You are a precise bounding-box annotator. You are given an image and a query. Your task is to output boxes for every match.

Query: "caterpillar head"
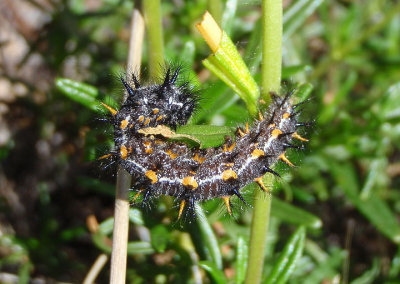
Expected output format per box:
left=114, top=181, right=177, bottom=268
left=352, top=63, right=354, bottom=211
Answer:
left=121, top=67, right=197, bottom=129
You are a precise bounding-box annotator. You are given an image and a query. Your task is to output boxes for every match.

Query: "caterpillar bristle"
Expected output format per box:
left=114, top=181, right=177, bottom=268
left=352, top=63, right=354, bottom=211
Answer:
left=132, top=73, right=140, bottom=89
left=292, top=132, right=309, bottom=142
left=254, top=176, right=270, bottom=193
left=279, top=153, right=295, bottom=167
left=178, top=200, right=186, bottom=219
left=121, top=77, right=135, bottom=96
left=264, top=166, right=281, bottom=178
left=232, top=188, right=248, bottom=206
left=222, top=196, right=232, bottom=216
left=101, top=102, right=118, bottom=116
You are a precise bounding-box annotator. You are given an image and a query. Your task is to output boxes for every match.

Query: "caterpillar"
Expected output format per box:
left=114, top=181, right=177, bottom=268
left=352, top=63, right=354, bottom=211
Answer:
left=100, top=67, right=309, bottom=218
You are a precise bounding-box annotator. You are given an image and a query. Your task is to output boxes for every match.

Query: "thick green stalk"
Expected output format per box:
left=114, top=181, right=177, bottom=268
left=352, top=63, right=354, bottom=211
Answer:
left=142, top=0, right=164, bottom=78
left=261, top=0, right=282, bottom=101
left=245, top=1, right=282, bottom=283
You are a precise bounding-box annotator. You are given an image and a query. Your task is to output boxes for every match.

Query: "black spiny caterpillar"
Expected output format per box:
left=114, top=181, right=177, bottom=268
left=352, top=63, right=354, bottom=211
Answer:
left=101, top=67, right=309, bottom=218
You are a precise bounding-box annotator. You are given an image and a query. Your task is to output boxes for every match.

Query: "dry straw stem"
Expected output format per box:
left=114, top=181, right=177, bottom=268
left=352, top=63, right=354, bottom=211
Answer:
left=195, top=11, right=222, bottom=53
left=109, top=9, right=144, bottom=284
left=83, top=254, right=108, bottom=284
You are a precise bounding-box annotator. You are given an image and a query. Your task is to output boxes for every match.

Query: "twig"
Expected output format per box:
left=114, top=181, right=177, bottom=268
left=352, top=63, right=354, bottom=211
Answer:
left=109, top=9, right=144, bottom=284
left=83, top=254, right=109, bottom=284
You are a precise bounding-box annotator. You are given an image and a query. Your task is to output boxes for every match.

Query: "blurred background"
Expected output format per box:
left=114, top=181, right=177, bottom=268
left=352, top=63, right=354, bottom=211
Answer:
left=0, top=0, right=399, bottom=283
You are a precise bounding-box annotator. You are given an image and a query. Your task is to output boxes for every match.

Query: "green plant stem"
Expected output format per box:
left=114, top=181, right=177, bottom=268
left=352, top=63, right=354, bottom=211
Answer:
left=142, top=0, right=164, bottom=78
left=261, top=0, right=282, bottom=102
left=245, top=0, right=282, bottom=283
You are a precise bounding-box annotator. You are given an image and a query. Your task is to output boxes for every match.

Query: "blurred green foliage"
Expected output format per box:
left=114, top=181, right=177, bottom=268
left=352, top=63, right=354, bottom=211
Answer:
left=1, top=0, right=400, bottom=283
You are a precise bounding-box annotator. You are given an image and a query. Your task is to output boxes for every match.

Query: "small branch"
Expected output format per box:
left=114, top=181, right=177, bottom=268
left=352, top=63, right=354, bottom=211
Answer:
left=83, top=254, right=108, bottom=284
left=109, top=9, right=144, bottom=284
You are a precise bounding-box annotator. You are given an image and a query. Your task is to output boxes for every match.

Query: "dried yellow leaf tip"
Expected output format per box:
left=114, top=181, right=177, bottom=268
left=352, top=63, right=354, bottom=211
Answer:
left=101, top=102, right=118, bottom=116
left=195, top=11, right=222, bottom=53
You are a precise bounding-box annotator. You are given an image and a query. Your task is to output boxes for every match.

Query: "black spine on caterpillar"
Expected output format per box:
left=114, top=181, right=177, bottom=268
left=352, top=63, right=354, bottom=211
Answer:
left=101, top=67, right=309, bottom=218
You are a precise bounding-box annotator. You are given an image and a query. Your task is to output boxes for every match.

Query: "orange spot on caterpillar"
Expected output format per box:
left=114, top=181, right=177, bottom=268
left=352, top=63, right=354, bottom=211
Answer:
left=222, top=169, right=238, bottom=181
left=282, top=112, right=290, bottom=119
left=292, top=132, right=309, bottom=142
left=145, top=148, right=153, bottom=154
left=178, top=200, right=186, bottom=219
left=120, top=119, right=129, bottom=129
left=254, top=176, right=269, bottom=192
left=101, top=102, right=118, bottom=116
left=138, top=115, right=144, bottom=123
left=251, top=149, right=265, bottom=159
left=120, top=145, right=128, bottom=160
left=193, top=153, right=206, bottom=163
left=156, top=115, right=163, bottom=121
left=152, top=108, right=159, bottom=114
left=166, top=149, right=178, bottom=159
left=144, top=141, right=151, bottom=146
left=224, top=162, right=234, bottom=167
left=222, top=196, right=232, bottom=215
left=258, top=111, right=264, bottom=121
left=143, top=117, right=150, bottom=126
left=279, top=153, right=294, bottom=167
left=145, top=170, right=158, bottom=184
left=182, top=176, right=198, bottom=190
left=268, top=123, right=276, bottom=128
left=271, top=128, right=283, bottom=138
left=190, top=170, right=196, bottom=175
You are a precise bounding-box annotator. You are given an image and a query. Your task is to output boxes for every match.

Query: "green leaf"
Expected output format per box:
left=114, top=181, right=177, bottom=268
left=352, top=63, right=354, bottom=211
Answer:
left=128, top=208, right=144, bottom=226
left=199, top=261, right=227, bottom=284
left=195, top=205, right=223, bottom=269
left=127, top=241, right=155, bottom=255
left=150, top=225, right=169, bottom=253
left=377, top=82, right=400, bottom=120
left=350, top=258, right=380, bottom=284
left=265, top=226, right=306, bottom=284
left=235, top=236, right=248, bottom=284
left=330, top=162, right=400, bottom=244
left=282, top=65, right=312, bottom=79
left=293, top=83, right=314, bottom=102
left=271, top=198, right=322, bottom=229
left=176, top=125, right=235, bottom=148
left=221, top=0, right=238, bottom=36
left=55, top=78, right=101, bottom=112
left=283, top=0, right=325, bottom=40
left=203, top=32, right=259, bottom=116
